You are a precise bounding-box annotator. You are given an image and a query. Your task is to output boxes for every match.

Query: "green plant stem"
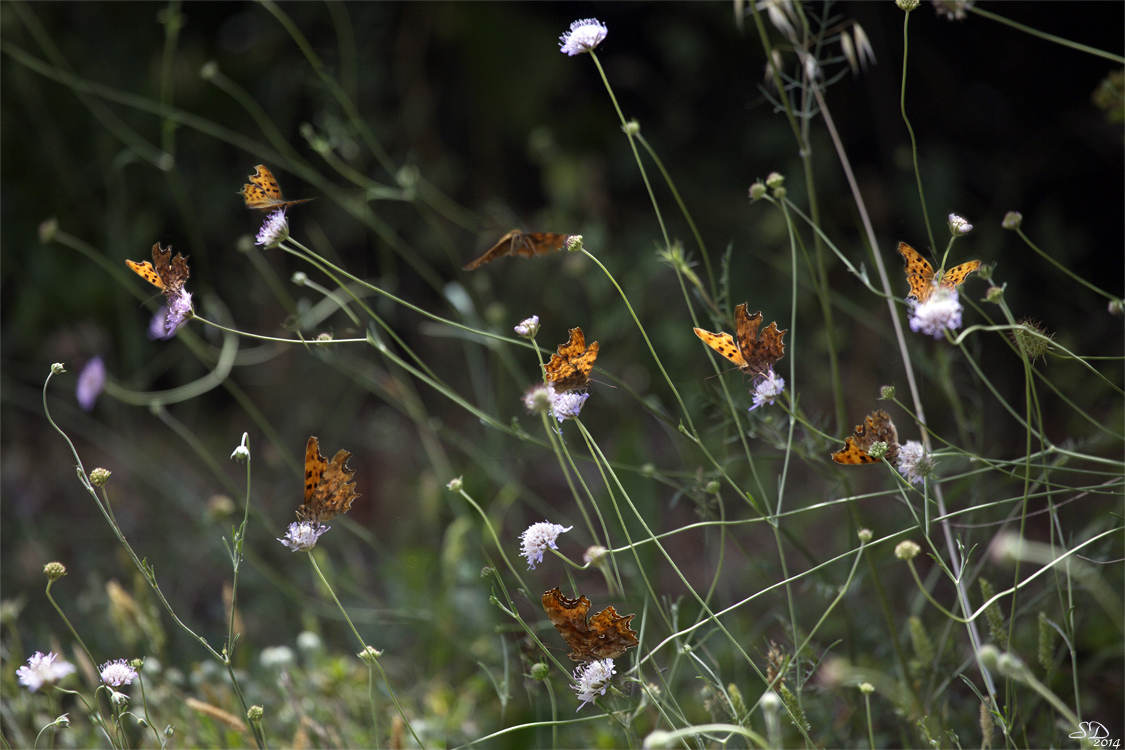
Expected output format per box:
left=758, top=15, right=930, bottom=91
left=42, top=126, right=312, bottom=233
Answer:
left=968, top=5, right=1125, bottom=64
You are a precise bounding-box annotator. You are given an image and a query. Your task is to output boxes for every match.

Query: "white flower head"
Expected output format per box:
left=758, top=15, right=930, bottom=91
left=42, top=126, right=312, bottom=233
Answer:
left=514, top=315, right=540, bottom=338
left=164, top=290, right=193, bottom=336
left=749, top=368, right=786, bottom=411
left=908, top=287, right=962, bottom=339
left=259, top=646, right=295, bottom=670
left=559, top=18, right=607, bottom=56
left=572, top=658, right=616, bottom=711
left=519, top=521, right=572, bottom=570
left=551, top=390, right=590, bottom=422
left=16, top=652, right=75, bottom=692
left=99, top=659, right=138, bottom=687
left=896, top=440, right=936, bottom=484
left=278, top=521, right=330, bottom=551
left=523, top=383, right=556, bottom=415
left=948, top=213, right=973, bottom=236
left=256, top=209, right=289, bottom=247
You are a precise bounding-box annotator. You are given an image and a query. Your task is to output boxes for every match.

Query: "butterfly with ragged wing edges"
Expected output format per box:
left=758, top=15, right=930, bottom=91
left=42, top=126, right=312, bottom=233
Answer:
left=463, top=231, right=572, bottom=271
left=693, top=303, right=787, bottom=377
left=126, top=242, right=190, bottom=296
left=543, top=327, right=599, bottom=392
left=832, top=410, right=901, bottom=465
left=897, top=242, right=980, bottom=303
left=298, top=436, right=360, bottom=523
left=240, top=165, right=315, bottom=212
left=542, top=587, right=639, bottom=662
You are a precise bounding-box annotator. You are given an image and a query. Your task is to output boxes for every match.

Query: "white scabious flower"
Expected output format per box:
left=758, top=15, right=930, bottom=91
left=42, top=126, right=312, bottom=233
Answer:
left=896, top=440, right=936, bottom=484
left=16, top=652, right=75, bottom=692
left=572, top=658, right=616, bottom=711
left=519, top=521, right=572, bottom=570
left=551, top=390, right=590, bottom=422
left=523, top=383, right=556, bottom=415
left=278, top=521, right=330, bottom=551
left=908, top=287, right=962, bottom=339
left=255, top=209, right=289, bottom=246
left=749, top=368, right=786, bottom=411
left=99, top=659, right=138, bottom=687
left=514, top=315, right=540, bottom=338
left=948, top=213, right=973, bottom=236
left=559, top=18, right=607, bottom=56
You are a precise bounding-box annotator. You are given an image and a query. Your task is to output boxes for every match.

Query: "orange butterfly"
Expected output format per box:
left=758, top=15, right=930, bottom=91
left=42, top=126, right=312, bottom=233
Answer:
left=832, top=410, right=900, bottom=465
left=240, top=165, right=315, bottom=211
left=693, top=304, right=787, bottom=377
left=298, top=436, right=360, bottom=523
left=126, top=243, right=190, bottom=295
left=463, top=231, right=572, bottom=271
left=542, top=587, right=639, bottom=662
left=898, top=242, right=980, bottom=302
left=543, top=328, right=599, bottom=392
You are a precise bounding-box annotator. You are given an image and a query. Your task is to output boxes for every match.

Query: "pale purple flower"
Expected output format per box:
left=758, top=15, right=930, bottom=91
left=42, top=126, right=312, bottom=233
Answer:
left=896, top=440, right=935, bottom=484
left=559, top=18, right=607, bottom=56
left=948, top=213, right=973, bottom=235
left=514, top=316, right=540, bottom=338
left=909, top=287, right=962, bottom=339
left=17, top=652, right=75, bottom=692
left=573, top=658, right=616, bottom=711
left=164, top=290, right=193, bottom=336
left=524, top=383, right=556, bottom=414
left=551, top=390, right=589, bottom=422
left=519, top=521, right=572, bottom=570
left=749, top=368, right=786, bottom=410
left=99, top=659, right=137, bottom=687
left=147, top=306, right=175, bottom=340
left=278, top=521, right=330, bottom=551
left=76, top=357, right=106, bottom=411
left=256, top=209, right=289, bottom=246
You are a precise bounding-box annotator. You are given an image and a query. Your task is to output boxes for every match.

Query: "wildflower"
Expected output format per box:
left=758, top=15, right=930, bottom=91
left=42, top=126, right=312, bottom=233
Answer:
left=446, top=476, right=463, bottom=492
left=1001, top=211, right=1022, bottom=230
left=99, top=658, right=138, bottom=686
left=530, top=662, right=550, bottom=681
left=76, top=356, right=106, bottom=411
left=879, top=385, right=895, bottom=400
left=551, top=390, right=590, bottom=422
left=749, top=182, right=767, bottom=200
left=90, top=468, right=112, bottom=486
left=519, top=521, right=572, bottom=570
left=565, top=235, right=585, bottom=252
left=230, top=433, right=250, bottom=463
left=933, top=0, right=972, bottom=21
left=110, top=690, right=130, bottom=707
left=748, top=368, right=785, bottom=411
left=559, top=18, right=607, bottom=56
left=259, top=646, right=295, bottom=670
left=765, top=172, right=785, bottom=189
left=51, top=363, right=66, bottom=375
left=572, top=658, right=616, bottom=711
left=44, top=562, right=67, bottom=581
left=255, top=209, right=289, bottom=247
left=1010, top=318, right=1053, bottom=362
left=514, top=315, right=540, bottom=338
left=1109, top=299, right=1124, bottom=316
left=296, top=631, right=322, bottom=654
left=896, top=440, right=935, bottom=484
left=357, top=646, right=382, bottom=665
left=908, top=286, right=962, bottom=339
left=247, top=705, right=264, bottom=722
left=16, top=652, right=75, bottom=692
left=948, top=213, right=973, bottom=236
left=583, top=545, right=609, bottom=567
left=857, top=528, right=873, bottom=543
left=523, top=383, right=555, bottom=414
left=897, top=0, right=920, bottom=10
left=278, top=521, right=330, bottom=551
left=986, top=286, right=1004, bottom=304
left=164, top=290, right=193, bottom=336
left=858, top=682, right=875, bottom=695
left=147, top=306, right=174, bottom=340
left=894, top=540, right=921, bottom=560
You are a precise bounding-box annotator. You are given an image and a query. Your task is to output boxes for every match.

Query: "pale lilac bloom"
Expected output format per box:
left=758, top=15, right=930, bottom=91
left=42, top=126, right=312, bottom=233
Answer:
left=524, top=383, right=556, bottom=414
left=76, top=357, right=106, bottom=411
left=573, top=658, right=616, bottom=711
left=147, top=306, right=175, bottom=340
left=559, top=18, right=607, bottom=56
left=519, top=521, right=572, bottom=570
left=514, top=316, right=540, bottom=338
left=948, top=213, right=973, bottom=235
left=99, top=659, right=137, bottom=687
left=164, top=290, right=193, bottom=336
left=256, top=209, right=289, bottom=246
left=16, top=652, right=75, bottom=692
left=896, top=440, right=935, bottom=484
left=909, top=287, right=962, bottom=339
left=551, top=390, right=589, bottom=422
left=278, top=521, right=330, bottom=551
left=749, top=368, right=785, bottom=410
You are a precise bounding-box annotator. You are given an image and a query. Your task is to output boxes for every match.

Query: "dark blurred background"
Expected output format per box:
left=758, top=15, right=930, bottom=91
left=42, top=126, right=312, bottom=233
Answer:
left=2, top=1, right=1122, bottom=739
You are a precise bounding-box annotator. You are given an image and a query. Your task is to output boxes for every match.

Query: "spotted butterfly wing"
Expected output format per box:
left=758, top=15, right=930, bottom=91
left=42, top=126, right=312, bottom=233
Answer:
left=240, top=165, right=315, bottom=211
left=299, top=436, right=360, bottom=523
left=126, top=243, right=189, bottom=295
left=543, top=327, right=599, bottom=391
left=897, top=242, right=980, bottom=302
left=542, top=587, right=639, bottom=662
left=832, top=410, right=900, bottom=464
left=463, top=231, right=571, bottom=271
left=694, top=303, right=786, bottom=377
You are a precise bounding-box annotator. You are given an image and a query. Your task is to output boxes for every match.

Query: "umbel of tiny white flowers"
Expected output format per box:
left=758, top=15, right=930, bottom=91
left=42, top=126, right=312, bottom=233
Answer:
left=551, top=390, right=590, bottom=422
left=573, top=658, right=616, bottom=711
left=16, top=651, right=76, bottom=692
left=99, top=658, right=138, bottom=687
left=256, top=209, right=289, bottom=247
left=749, top=368, right=785, bottom=411
left=559, top=18, right=607, bottom=56
left=279, top=521, right=330, bottom=551
left=519, top=521, right=572, bottom=570
left=909, top=286, right=963, bottom=339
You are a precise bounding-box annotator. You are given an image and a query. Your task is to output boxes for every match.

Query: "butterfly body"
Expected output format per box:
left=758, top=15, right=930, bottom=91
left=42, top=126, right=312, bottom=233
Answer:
left=463, top=230, right=571, bottom=271
left=898, top=242, right=980, bottom=302
left=126, top=243, right=189, bottom=295
left=693, top=303, right=786, bottom=377
left=832, top=410, right=900, bottom=464
left=542, top=587, right=639, bottom=662
left=241, top=165, right=314, bottom=211
left=299, top=436, right=360, bottom=523
left=544, top=327, right=599, bottom=391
